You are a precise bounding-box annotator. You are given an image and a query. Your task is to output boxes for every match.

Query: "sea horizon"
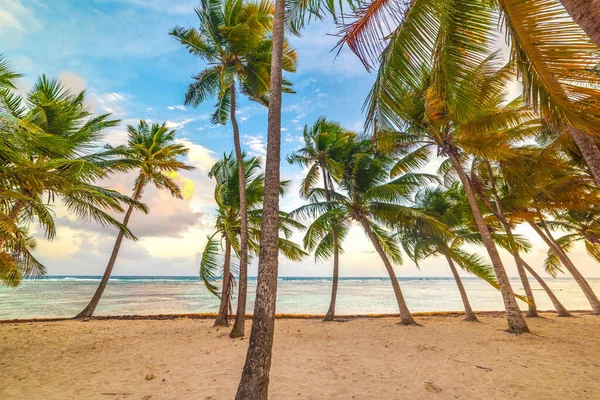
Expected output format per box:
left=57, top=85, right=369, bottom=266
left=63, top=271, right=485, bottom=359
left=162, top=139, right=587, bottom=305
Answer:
left=2, top=275, right=599, bottom=320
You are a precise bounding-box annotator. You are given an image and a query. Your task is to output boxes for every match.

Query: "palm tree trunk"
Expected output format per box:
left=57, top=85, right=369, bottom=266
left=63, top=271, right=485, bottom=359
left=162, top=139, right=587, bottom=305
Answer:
left=324, top=228, right=339, bottom=321
left=567, top=127, right=600, bottom=187
left=519, top=258, right=572, bottom=317
left=357, top=217, right=416, bottom=325
left=235, top=0, right=285, bottom=396
left=323, top=171, right=339, bottom=322
left=444, top=254, right=478, bottom=321
left=560, top=0, right=600, bottom=49
left=230, top=85, right=249, bottom=338
left=484, top=161, right=538, bottom=317
left=76, top=179, right=145, bottom=319
left=528, top=219, right=600, bottom=314
left=447, top=150, right=529, bottom=333
left=214, top=239, right=232, bottom=327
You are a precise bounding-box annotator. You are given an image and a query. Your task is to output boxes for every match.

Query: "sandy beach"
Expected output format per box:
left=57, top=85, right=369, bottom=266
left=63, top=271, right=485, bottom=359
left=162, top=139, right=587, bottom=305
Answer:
left=1, top=313, right=599, bottom=399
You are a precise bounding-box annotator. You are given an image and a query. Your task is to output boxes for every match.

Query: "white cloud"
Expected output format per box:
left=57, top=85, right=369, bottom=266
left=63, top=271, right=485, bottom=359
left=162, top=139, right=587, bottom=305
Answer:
left=167, top=105, right=187, bottom=111
left=243, top=134, right=267, bottom=156
left=0, top=0, right=41, bottom=33
left=58, top=71, right=88, bottom=94
left=165, top=118, right=195, bottom=130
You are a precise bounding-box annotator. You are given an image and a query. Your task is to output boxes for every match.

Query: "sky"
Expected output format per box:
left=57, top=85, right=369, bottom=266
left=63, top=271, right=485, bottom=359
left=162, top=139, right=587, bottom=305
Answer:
left=1, top=0, right=599, bottom=278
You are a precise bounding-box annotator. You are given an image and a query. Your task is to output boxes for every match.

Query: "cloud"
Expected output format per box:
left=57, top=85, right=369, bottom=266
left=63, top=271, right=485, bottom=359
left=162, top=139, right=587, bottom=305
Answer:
left=58, top=71, right=88, bottom=94
left=165, top=118, right=195, bottom=130
left=167, top=105, right=187, bottom=111
left=243, top=134, right=267, bottom=156
left=0, top=0, right=42, bottom=33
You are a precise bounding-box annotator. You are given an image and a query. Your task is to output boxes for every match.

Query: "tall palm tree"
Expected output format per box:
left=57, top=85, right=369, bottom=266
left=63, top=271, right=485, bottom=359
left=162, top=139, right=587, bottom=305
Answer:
left=498, top=145, right=600, bottom=314
left=366, top=49, right=533, bottom=332
left=235, top=0, right=350, bottom=396
left=287, top=117, right=353, bottom=320
left=338, top=0, right=600, bottom=186
left=171, top=0, right=297, bottom=339
left=76, top=121, right=194, bottom=318
left=201, top=153, right=306, bottom=325
left=399, top=186, right=499, bottom=321
left=468, top=158, right=540, bottom=317
left=1, top=74, right=144, bottom=286
left=202, top=153, right=265, bottom=326
left=294, top=137, right=441, bottom=325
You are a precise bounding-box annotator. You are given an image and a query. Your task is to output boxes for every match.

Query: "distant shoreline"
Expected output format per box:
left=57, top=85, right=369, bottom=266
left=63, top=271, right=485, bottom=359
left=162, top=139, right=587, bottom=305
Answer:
left=1, top=310, right=594, bottom=324
left=23, top=275, right=600, bottom=280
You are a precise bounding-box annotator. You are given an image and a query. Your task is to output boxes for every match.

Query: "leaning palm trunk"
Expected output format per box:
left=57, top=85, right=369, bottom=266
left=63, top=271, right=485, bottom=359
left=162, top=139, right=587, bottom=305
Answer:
left=519, top=257, right=572, bottom=317
left=483, top=161, right=538, bottom=317
left=214, top=239, right=233, bottom=327
left=76, top=180, right=144, bottom=319
left=324, top=230, right=339, bottom=321
left=444, top=254, right=478, bottom=321
left=560, top=0, right=600, bottom=50
left=528, top=219, right=600, bottom=314
left=235, top=0, right=285, bottom=396
left=230, top=86, right=250, bottom=338
left=357, top=217, right=416, bottom=325
left=567, top=127, right=600, bottom=187
left=323, top=171, right=339, bottom=322
left=447, top=150, right=529, bottom=333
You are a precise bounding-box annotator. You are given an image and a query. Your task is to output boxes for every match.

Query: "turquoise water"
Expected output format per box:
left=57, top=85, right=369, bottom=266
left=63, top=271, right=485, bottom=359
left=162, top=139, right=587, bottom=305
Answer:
left=1, top=276, right=599, bottom=319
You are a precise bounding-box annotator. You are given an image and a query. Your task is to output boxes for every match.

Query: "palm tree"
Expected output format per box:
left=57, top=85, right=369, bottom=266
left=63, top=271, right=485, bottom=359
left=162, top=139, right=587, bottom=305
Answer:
left=547, top=209, right=600, bottom=266
left=470, top=157, right=576, bottom=317
left=202, top=153, right=265, bottom=326
left=497, top=145, right=600, bottom=314
left=399, top=186, right=499, bottom=321
left=366, top=47, right=533, bottom=332
left=171, top=0, right=297, bottom=339
left=467, top=158, right=540, bottom=317
left=235, top=0, right=350, bottom=395
left=294, top=137, right=442, bottom=324
left=1, top=74, right=144, bottom=286
left=287, top=117, right=353, bottom=321
left=76, top=121, right=194, bottom=318
left=339, top=0, right=600, bottom=187
left=201, top=153, right=306, bottom=325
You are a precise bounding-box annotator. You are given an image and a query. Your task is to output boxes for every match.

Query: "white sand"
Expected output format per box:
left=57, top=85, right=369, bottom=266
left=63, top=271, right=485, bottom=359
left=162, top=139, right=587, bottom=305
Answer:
left=1, top=313, right=599, bottom=399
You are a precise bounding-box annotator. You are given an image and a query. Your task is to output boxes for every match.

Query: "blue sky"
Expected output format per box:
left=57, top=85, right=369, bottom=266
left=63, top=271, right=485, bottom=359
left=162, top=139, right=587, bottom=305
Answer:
left=2, top=0, right=599, bottom=278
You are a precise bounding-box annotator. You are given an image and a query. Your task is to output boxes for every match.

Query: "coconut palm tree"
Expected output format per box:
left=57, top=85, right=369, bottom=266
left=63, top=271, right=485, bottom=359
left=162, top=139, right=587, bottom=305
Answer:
left=495, top=145, right=600, bottom=314
left=202, top=153, right=266, bottom=326
left=366, top=49, right=534, bottom=332
left=287, top=117, right=353, bottom=320
left=235, top=0, right=352, bottom=395
left=201, top=153, right=306, bottom=325
left=76, top=121, right=194, bottom=318
left=399, top=186, right=498, bottom=321
left=547, top=209, right=600, bottom=266
left=1, top=74, right=144, bottom=286
left=171, top=0, right=297, bottom=339
left=469, top=156, right=575, bottom=317
left=293, top=136, right=442, bottom=324
left=338, top=0, right=600, bottom=187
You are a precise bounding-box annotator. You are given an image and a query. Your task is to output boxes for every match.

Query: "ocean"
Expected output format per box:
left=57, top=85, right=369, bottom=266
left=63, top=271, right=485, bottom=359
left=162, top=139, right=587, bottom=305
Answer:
left=1, top=276, right=599, bottom=320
